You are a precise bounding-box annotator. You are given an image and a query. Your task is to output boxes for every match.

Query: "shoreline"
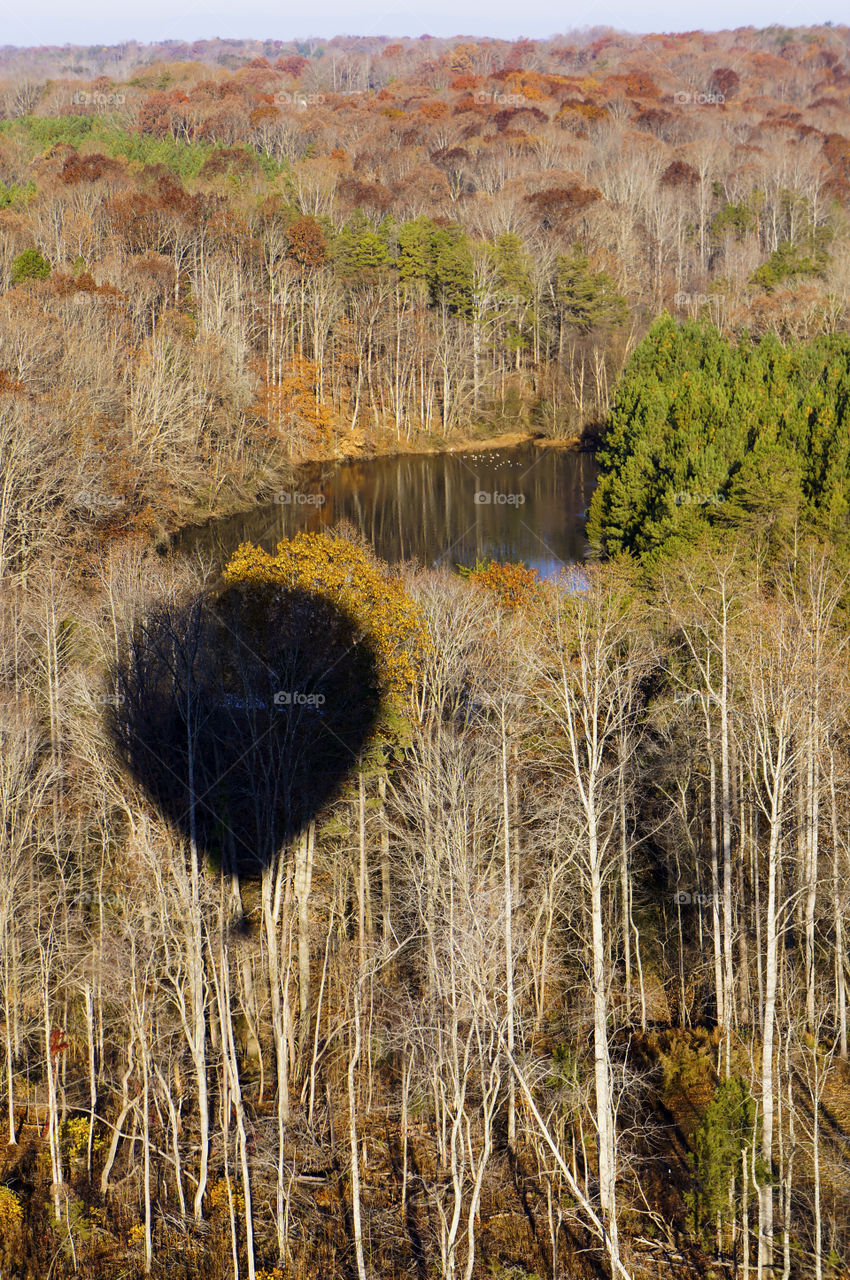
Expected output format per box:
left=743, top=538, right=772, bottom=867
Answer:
left=167, top=429, right=585, bottom=546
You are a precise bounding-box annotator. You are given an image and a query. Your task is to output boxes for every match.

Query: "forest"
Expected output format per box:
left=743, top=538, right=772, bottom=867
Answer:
left=1, top=23, right=850, bottom=1280
left=1, top=24, right=850, bottom=545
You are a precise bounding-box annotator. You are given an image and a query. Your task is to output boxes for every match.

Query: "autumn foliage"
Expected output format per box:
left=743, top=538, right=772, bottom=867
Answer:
left=223, top=532, right=428, bottom=707
left=0, top=26, right=847, bottom=563
left=465, top=558, right=543, bottom=611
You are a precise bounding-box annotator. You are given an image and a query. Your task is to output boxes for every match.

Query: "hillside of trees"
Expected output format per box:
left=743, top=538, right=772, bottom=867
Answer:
left=1, top=26, right=850, bottom=547
left=3, top=25, right=850, bottom=1280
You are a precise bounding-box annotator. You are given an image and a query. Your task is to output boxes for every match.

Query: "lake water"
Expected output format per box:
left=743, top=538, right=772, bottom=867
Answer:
left=176, top=443, right=598, bottom=580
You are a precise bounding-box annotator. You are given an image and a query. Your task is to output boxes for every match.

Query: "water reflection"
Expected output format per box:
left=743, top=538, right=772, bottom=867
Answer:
left=177, top=444, right=598, bottom=580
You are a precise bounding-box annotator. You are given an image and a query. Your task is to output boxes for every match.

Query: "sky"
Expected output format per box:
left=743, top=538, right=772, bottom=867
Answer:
left=0, top=0, right=846, bottom=52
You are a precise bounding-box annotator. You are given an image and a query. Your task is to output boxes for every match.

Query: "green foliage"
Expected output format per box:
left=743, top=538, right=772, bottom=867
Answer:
left=660, top=1040, right=716, bottom=1106
left=428, top=223, right=473, bottom=314
left=385, top=216, right=474, bottom=312
left=717, top=439, right=806, bottom=554
left=556, top=246, right=627, bottom=332
left=0, top=178, right=35, bottom=208
left=10, top=247, right=51, bottom=283
left=0, top=113, right=98, bottom=149
left=546, top=1042, right=581, bottom=1090
left=104, top=130, right=230, bottom=180
left=750, top=238, right=828, bottom=290
left=491, top=232, right=532, bottom=303
left=396, top=216, right=432, bottom=293
left=588, top=316, right=850, bottom=560
left=710, top=200, right=757, bottom=243
left=332, top=210, right=391, bottom=278
left=0, top=116, right=274, bottom=182
left=256, top=151, right=289, bottom=181
left=686, top=1076, right=760, bottom=1248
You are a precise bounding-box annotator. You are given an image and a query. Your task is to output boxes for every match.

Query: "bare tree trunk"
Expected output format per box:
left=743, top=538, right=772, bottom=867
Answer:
left=707, top=723, right=726, bottom=1033
left=263, top=851, right=291, bottom=1257
left=828, top=751, right=847, bottom=1058
left=590, top=832, right=619, bottom=1268
left=39, top=931, right=63, bottom=1219
left=186, top=710, right=210, bottom=1223
left=618, top=757, right=632, bottom=1019
left=295, top=821, right=315, bottom=1057
left=2, top=915, right=16, bottom=1145
left=720, top=619, right=735, bottom=1065
left=358, top=768, right=368, bottom=967
left=84, top=980, right=97, bottom=1182
left=348, top=974, right=368, bottom=1280
left=378, top=774, right=392, bottom=943
left=501, top=716, right=516, bottom=1148
left=140, top=1031, right=153, bottom=1274
left=759, top=780, right=783, bottom=1279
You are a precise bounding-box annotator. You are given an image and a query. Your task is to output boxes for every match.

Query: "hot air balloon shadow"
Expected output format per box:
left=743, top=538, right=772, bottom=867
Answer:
left=108, top=580, right=382, bottom=877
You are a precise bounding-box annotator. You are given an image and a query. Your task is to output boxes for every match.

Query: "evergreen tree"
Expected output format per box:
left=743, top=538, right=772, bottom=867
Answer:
left=427, top=223, right=473, bottom=314
left=686, top=1076, right=759, bottom=1253
left=556, top=245, right=627, bottom=333
left=396, top=216, right=432, bottom=299
left=588, top=318, right=850, bottom=561
left=10, top=247, right=51, bottom=284
left=332, top=210, right=390, bottom=279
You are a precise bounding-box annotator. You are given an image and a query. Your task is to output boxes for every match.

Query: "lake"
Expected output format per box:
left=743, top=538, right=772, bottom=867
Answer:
left=176, top=443, right=598, bottom=580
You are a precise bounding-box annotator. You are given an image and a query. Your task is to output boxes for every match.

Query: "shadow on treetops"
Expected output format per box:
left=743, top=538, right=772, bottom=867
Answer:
left=108, top=580, right=382, bottom=877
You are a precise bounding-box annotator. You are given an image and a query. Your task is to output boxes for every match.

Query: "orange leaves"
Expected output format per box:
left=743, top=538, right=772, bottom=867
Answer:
left=449, top=74, right=481, bottom=92
left=466, top=559, right=543, bottom=612
left=286, top=216, right=327, bottom=268
left=249, top=105, right=279, bottom=128
left=445, top=42, right=480, bottom=75
left=257, top=357, right=336, bottom=455
left=555, top=99, right=608, bottom=123
left=505, top=70, right=546, bottom=102
left=419, top=100, right=450, bottom=121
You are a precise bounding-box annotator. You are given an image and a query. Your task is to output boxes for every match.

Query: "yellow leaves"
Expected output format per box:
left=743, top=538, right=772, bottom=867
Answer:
left=61, top=1115, right=89, bottom=1159
left=208, top=1177, right=245, bottom=1217
left=505, top=70, right=545, bottom=101
left=224, top=532, right=428, bottom=708
left=0, top=1186, right=22, bottom=1230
